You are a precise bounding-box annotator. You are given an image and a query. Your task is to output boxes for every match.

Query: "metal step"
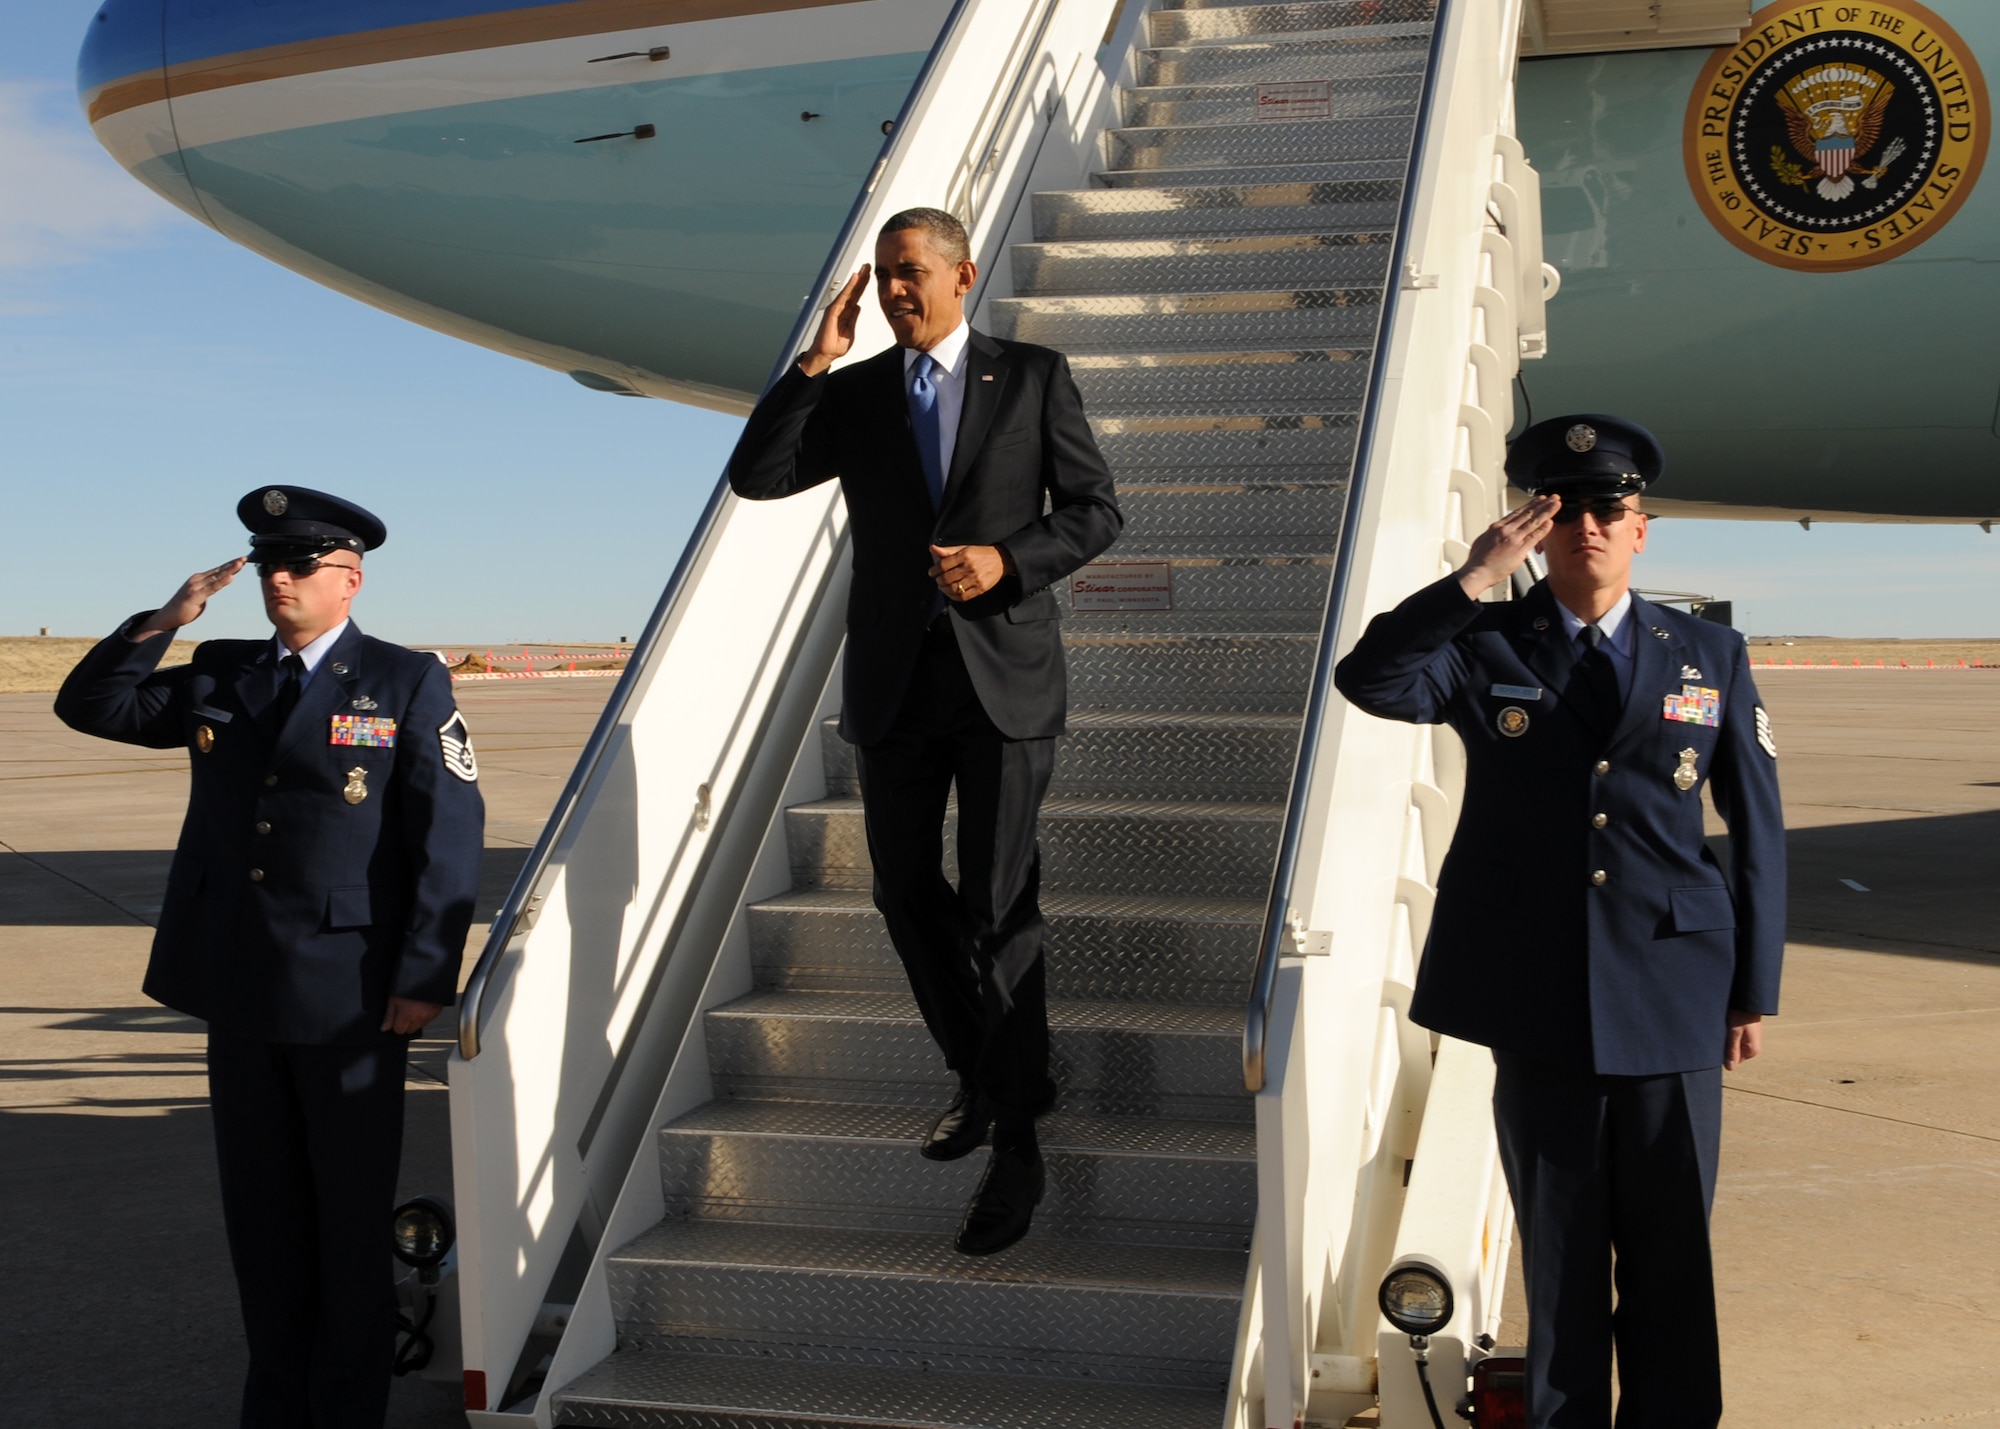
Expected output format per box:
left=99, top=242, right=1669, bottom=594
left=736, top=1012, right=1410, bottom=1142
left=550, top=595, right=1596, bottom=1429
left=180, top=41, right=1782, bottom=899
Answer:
left=1105, top=114, right=1414, bottom=172
left=1068, top=346, right=1373, bottom=411
left=1124, top=73, right=1425, bottom=127
left=1033, top=179, right=1401, bottom=240
left=1058, top=555, right=1334, bottom=622
left=1091, top=416, right=1359, bottom=480
left=784, top=793, right=1286, bottom=896
left=1095, top=154, right=1408, bottom=188
left=990, top=287, right=1381, bottom=351
left=705, top=991, right=1252, bottom=1121
left=657, top=1101, right=1256, bottom=1248
left=748, top=887, right=1261, bottom=1002
left=1149, top=0, right=1435, bottom=47
left=598, top=1220, right=1244, bottom=1387
left=1012, top=233, right=1392, bottom=297
left=1138, top=33, right=1433, bottom=88
left=818, top=709, right=1302, bottom=801
left=554, top=1347, right=1226, bottom=1428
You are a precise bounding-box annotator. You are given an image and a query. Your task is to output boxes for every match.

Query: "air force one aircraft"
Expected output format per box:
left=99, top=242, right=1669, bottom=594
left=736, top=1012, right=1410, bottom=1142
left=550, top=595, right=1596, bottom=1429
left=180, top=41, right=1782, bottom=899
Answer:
left=79, top=0, right=1999, bottom=520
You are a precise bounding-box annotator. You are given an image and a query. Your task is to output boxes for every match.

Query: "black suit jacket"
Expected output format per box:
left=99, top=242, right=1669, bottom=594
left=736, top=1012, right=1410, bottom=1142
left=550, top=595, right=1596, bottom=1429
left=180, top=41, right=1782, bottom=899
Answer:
left=55, top=617, right=486, bottom=1044
left=1333, top=578, right=1785, bottom=1076
left=727, top=328, right=1122, bottom=744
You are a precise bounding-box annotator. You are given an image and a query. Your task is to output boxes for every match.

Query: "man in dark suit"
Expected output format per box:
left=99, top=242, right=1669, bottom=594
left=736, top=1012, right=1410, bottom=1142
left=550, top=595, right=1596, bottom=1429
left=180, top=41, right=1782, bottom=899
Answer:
left=55, top=487, right=485, bottom=1428
left=728, top=207, right=1121, bottom=1255
left=1334, top=416, right=1784, bottom=1428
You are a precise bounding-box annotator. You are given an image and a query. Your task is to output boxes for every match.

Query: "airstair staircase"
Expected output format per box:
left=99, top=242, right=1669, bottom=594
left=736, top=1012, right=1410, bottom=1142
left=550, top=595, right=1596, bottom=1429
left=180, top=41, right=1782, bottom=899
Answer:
left=545, top=3, right=1426, bottom=1425
left=451, top=0, right=1545, bottom=1425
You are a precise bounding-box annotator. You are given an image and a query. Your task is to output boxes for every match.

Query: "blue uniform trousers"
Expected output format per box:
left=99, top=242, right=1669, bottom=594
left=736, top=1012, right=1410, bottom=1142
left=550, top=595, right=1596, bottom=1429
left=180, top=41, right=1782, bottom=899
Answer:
left=208, top=1032, right=407, bottom=1429
left=1492, top=1052, right=1724, bottom=1429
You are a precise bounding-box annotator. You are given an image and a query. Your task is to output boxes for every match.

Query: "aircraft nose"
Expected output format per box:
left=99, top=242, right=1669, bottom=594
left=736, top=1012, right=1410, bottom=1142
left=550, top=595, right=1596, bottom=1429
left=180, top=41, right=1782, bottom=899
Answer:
left=77, top=0, right=165, bottom=114
left=76, top=0, right=210, bottom=222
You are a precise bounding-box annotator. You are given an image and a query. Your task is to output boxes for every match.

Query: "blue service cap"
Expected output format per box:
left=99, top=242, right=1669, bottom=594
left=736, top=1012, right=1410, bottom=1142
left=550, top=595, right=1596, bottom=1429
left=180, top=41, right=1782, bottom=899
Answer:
left=1504, top=414, right=1664, bottom=498
left=237, top=486, right=386, bottom=560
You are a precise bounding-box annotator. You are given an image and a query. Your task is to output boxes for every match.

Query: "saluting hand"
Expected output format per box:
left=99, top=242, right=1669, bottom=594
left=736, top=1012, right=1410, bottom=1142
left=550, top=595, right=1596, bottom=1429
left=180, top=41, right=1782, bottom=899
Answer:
left=931, top=544, right=1011, bottom=601
left=1456, top=494, right=1558, bottom=600
left=131, top=557, right=247, bottom=640
left=797, top=264, right=871, bottom=378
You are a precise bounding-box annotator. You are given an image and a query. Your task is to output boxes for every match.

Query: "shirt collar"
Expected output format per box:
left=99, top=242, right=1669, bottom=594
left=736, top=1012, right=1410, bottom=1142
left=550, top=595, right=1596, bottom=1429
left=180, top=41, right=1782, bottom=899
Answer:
left=275, top=619, right=350, bottom=676
left=1555, top=590, right=1633, bottom=653
left=903, top=319, right=970, bottom=377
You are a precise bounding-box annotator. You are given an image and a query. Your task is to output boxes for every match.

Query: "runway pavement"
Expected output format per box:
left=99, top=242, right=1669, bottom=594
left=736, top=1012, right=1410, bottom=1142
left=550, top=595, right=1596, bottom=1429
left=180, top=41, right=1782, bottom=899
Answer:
left=1, top=671, right=1994, bottom=1427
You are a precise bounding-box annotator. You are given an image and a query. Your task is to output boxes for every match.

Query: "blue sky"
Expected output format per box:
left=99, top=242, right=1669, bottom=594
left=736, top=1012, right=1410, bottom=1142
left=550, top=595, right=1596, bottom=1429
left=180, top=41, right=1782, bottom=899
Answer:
left=5, top=2, right=1999, bottom=642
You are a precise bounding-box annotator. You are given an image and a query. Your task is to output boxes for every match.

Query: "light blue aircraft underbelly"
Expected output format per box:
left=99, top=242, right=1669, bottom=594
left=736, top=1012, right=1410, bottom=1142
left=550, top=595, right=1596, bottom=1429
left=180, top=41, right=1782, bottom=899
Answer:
left=79, top=0, right=2000, bottom=517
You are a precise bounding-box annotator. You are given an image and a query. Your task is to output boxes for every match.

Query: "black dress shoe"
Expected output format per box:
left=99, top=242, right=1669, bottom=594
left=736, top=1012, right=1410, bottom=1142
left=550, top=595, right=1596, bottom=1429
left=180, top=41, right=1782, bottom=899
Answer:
left=921, top=1086, right=991, bottom=1162
left=954, top=1146, right=1044, bottom=1256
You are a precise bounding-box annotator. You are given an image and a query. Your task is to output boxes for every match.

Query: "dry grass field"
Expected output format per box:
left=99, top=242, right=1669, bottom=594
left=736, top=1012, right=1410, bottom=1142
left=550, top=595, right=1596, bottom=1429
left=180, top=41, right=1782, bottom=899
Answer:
left=1746, top=637, right=2000, bottom=667
left=0, top=636, right=199, bottom=695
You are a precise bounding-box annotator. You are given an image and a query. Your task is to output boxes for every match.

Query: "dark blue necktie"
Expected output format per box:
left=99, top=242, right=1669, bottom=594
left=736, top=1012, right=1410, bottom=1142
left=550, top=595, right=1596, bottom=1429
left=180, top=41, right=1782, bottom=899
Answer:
left=1576, top=624, right=1621, bottom=733
left=908, top=354, right=945, bottom=511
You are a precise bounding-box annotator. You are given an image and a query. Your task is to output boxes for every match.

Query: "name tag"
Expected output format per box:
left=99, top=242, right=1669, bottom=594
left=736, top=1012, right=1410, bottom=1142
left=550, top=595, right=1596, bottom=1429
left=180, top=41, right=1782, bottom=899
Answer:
left=330, top=715, right=397, bottom=747
left=1662, top=685, right=1720, bottom=726
left=1489, top=683, right=1543, bottom=701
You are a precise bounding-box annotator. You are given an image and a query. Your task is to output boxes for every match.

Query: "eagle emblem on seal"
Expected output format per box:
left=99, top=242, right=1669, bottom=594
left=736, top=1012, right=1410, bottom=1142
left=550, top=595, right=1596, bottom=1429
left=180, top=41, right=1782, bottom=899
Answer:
left=1772, top=64, right=1907, bottom=202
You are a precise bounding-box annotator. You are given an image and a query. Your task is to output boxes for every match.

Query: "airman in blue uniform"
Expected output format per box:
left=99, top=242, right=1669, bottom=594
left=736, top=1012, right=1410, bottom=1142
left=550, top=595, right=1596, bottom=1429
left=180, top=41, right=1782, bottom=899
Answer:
left=55, top=487, right=484, bottom=1429
left=1334, top=417, right=1785, bottom=1429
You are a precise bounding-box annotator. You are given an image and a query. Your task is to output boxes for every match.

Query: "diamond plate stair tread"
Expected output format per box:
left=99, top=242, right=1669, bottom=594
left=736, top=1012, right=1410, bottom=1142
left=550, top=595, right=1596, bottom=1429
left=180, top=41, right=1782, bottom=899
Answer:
left=1124, top=74, right=1425, bottom=127
left=1140, top=34, right=1431, bottom=88
left=1095, top=156, right=1409, bottom=188
left=610, top=1219, right=1244, bottom=1295
left=554, top=1347, right=1225, bottom=1429
left=1032, top=180, right=1403, bottom=240
left=664, top=1099, right=1255, bottom=1160
left=746, top=886, right=1259, bottom=1003
left=713, top=990, right=1242, bottom=1038
left=1106, top=117, right=1415, bottom=172
left=1011, top=236, right=1393, bottom=296
left=1150, top=0, right=1434, bottom=45
left=991, top=290, right=1382, bottom=351
left=707, top=1002, right=1250, bottom=1120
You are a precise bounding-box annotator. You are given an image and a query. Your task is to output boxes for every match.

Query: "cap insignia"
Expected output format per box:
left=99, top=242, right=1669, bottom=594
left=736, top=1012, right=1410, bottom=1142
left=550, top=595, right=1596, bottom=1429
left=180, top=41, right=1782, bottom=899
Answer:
left=262, top=489, right=289, bottom=516
left=1565, top=424, right=1597, bottom=453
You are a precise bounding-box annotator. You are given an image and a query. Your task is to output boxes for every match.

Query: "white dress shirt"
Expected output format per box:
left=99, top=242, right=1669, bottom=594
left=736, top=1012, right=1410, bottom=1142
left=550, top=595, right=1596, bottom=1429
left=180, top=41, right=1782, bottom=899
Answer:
left=903, top=319, right=971, bottom=481
left=275, top=619, right=350, bottom=692
left=1555, top=590, right=1635, bottom=701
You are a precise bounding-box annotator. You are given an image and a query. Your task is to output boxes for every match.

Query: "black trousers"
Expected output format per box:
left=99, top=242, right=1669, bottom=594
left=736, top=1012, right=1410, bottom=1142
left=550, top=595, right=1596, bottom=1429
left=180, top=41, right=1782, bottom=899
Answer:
left=1492, top=1051, right=1724, bottom=1429
left=855, top=622, right=1056, bottom=1120
left=207, top=1030, right=409, bottom=1429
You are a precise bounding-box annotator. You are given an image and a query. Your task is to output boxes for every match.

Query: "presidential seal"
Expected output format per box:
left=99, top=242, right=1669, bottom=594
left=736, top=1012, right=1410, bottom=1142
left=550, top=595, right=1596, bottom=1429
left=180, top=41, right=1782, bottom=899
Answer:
left=1685, top=0, right=1987, bottom=271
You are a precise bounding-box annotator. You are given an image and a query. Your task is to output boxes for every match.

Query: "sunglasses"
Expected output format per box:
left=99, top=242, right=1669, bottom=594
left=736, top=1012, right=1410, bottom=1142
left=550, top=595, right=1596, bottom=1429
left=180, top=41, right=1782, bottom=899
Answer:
left=1551, top=498, right=1637, bottom=526
left=255, top=558, right=359, bottom=579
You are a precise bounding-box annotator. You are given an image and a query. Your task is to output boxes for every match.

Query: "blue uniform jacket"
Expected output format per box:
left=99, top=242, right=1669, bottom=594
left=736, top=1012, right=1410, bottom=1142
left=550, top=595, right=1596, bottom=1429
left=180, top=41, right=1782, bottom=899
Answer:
left=55, top=617, right=485, bottom=1044
left=1333, top=577, right=1784, bottom=1075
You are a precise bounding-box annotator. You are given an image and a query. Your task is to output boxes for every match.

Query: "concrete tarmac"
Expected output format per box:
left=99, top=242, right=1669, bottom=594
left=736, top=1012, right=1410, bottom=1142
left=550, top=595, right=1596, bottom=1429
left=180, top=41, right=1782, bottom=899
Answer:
left=2, top=671, right=1995, bottom=1426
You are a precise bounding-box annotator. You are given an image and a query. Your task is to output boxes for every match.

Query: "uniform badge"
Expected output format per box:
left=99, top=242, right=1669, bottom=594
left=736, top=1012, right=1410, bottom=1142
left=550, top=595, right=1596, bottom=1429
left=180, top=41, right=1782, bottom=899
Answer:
left=1490, top=683, right=1543, bottom=701
left=1680, top=665, right=1702, bottom=680
left=1565, top=423, right=1597, bottom=452
left=439, top=710, right=478, bottom=783
left=350, top=696, right=378, bottom=711
left=1497, top=706, right=1530, bottom=738
left=195, top=725, right=215, bottom=754
left=262, top=488, right=288, bottom=516
left=1662, top=685, right=1721, bottom=727
left=330, top=714, right=397, bottom=747
left=1673, top=747, right=1700, bottom=791
left=1532, top=617, right=1550, bottom=631
left=343, top=766, right=369, bottom=804
left=1755, top=705, right=1778, bottom=759
left=330, top=661, right=348, bottom=676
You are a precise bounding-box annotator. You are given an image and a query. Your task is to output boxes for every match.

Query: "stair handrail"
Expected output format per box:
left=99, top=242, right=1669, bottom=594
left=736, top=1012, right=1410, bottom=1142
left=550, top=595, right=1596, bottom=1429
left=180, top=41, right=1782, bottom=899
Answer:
left=1242, top=0, right=1454, bottom=1094
left=457, top=0, right=975, bottom=1061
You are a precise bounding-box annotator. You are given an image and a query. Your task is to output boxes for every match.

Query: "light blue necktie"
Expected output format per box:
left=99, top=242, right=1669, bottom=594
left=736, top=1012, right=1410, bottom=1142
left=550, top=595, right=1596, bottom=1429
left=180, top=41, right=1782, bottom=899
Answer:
left=908, top=353, right=945, bottom=511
